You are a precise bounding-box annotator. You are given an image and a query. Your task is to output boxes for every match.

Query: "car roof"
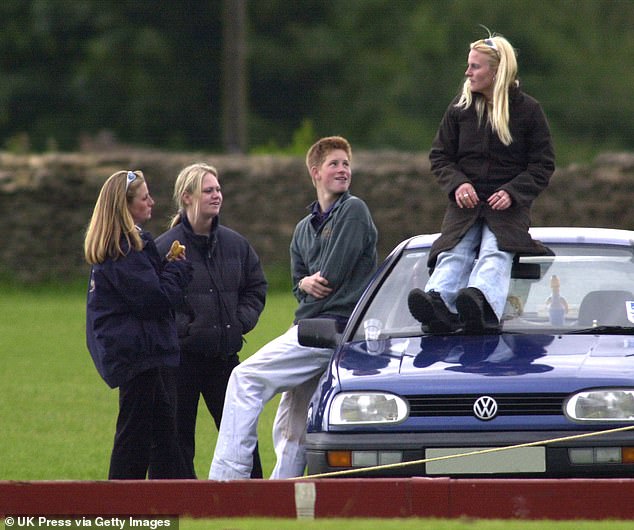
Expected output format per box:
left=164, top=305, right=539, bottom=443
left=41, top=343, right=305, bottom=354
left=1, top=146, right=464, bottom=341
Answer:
left=404, top=227, right=634, bottom=250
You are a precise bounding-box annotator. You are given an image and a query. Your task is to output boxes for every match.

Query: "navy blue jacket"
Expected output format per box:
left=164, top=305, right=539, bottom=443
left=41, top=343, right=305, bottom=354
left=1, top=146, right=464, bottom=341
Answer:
left=155, top=215, right=266, bottom=357
left=86, top=230, right=192, bottom=388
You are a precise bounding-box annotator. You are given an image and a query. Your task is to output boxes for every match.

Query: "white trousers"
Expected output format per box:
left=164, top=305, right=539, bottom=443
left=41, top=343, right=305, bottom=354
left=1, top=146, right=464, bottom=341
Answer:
left=208, top=325, right=333, bottom=480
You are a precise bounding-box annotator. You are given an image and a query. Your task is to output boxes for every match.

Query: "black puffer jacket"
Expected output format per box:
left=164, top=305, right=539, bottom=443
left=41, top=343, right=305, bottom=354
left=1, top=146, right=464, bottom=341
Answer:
left=155, top=215, right=267, bottom=357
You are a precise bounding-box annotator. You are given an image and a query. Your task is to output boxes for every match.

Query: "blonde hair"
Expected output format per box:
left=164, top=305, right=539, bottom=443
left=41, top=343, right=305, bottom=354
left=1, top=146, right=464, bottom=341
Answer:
left=84, top=170, right=145, bottom=264
left=305, top=136, right=352, bottom=186
left=168, top=162, right=219, bottom=228
left=456, top=34, right=518, bottom=146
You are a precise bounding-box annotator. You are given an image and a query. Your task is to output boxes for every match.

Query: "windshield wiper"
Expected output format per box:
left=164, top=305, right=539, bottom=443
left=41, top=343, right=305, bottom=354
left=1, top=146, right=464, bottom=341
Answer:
left=568, top=325, right=634, bottom=335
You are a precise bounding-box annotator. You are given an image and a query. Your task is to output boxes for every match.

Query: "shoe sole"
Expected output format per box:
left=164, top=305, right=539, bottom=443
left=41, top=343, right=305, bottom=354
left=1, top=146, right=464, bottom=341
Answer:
left=408, top=291, right=436, bottom=323
left=456, top=292, right=501, bottom=335
left=456, top=292, right=485, bottom=334
left=408, top=291, right=456, bottom=333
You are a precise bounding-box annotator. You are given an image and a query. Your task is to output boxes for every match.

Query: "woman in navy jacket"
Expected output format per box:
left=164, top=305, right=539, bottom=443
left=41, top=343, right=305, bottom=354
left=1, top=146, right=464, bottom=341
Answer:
left=85, top=170, right=192, bottom=479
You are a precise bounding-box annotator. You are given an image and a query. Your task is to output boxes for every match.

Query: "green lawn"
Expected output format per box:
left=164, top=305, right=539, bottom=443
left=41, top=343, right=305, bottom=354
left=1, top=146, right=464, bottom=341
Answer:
left=0, top=285, right=295, bottom=480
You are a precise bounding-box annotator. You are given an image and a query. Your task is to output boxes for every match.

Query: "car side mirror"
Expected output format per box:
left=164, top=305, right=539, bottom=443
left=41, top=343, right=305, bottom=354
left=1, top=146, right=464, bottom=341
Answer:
left=297, top=318, right=341, bottom=349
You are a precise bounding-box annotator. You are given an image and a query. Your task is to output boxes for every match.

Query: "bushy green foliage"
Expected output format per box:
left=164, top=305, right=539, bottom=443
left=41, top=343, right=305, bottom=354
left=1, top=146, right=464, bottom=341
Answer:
left=0, top=1, right=633, bottom=164
left=251, top=119, right=317, bottom=156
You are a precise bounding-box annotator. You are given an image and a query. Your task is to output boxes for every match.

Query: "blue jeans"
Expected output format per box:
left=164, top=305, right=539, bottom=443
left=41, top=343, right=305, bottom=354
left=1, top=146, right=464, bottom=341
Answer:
left=425, top=220, right=513, bottom=319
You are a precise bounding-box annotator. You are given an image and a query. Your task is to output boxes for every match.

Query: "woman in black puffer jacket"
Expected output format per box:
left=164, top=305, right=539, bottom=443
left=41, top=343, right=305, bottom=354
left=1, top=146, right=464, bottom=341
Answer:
left=156, top=163, right=267, bottom=478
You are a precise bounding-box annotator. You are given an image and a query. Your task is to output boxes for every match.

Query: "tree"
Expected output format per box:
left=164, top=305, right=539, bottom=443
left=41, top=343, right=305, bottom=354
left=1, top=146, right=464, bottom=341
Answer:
left=222, top=0, right=248, bottom=153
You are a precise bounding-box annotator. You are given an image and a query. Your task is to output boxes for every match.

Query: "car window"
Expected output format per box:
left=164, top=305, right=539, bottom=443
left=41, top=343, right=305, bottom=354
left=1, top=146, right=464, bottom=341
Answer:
left=353, top=244, right=634, bottom=340
left=352, top=249, right=431, bottom=340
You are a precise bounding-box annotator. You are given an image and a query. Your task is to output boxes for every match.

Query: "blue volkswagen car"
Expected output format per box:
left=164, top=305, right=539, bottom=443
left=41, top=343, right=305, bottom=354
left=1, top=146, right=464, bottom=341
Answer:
left=300, top=227, right=634, bottom=477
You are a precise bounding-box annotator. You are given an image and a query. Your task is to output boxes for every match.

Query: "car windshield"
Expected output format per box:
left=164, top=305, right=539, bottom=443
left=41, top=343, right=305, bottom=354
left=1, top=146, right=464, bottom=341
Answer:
left=352, top=243, right=634, bottom=340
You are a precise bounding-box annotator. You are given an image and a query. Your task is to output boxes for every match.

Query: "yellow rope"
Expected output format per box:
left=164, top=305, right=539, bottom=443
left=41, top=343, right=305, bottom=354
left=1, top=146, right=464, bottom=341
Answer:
left=295, top=424, right=634, bottom=480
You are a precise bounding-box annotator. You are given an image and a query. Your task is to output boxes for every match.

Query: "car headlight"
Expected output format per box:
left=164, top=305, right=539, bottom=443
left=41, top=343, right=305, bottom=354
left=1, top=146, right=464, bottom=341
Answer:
left=329, top=392, right=409, bottom=425
left=565, top=389, right=634, bottom=422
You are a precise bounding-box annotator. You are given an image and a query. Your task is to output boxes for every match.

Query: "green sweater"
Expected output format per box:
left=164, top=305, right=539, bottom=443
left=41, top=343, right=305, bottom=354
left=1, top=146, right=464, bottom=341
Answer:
left=291, top=191, right=378, bottom=322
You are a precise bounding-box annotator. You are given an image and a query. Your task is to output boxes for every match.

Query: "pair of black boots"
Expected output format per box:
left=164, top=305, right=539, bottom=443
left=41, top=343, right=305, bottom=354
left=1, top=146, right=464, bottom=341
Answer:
left=408, top=287, right=500, bottom=334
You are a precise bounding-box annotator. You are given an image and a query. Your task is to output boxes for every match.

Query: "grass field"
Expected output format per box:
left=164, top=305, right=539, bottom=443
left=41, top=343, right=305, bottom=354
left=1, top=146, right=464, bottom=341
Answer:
left=1, top=284, right=631, bottom=528
left=0, top=284, right=295, bottom=480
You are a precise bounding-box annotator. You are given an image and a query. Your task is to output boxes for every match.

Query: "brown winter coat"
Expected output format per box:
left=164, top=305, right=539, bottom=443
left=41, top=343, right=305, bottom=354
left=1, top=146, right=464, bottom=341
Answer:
left=428, top=86, right=555, bottom=267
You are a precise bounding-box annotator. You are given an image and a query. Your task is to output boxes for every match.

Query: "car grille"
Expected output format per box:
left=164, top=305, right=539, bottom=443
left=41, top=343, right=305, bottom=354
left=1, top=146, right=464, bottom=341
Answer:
left=407, top=393, right=567, bottom=416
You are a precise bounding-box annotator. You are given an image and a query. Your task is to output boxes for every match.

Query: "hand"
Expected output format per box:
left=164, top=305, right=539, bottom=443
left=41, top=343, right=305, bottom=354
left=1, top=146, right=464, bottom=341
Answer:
left=299, top=271, right=333, bottom=299
left=488, top=190, right=512, bottom=210
left=455, top=185, right=478, bottom=208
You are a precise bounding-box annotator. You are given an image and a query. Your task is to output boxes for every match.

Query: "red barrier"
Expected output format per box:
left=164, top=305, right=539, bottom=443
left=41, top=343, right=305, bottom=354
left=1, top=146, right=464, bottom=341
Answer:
left=2, top=479, right=634, bottom=520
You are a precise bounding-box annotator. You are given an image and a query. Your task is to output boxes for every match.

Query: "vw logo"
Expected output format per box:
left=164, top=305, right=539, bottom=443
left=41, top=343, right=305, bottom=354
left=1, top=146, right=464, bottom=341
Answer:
left=473, top=396, right=498, bottom=420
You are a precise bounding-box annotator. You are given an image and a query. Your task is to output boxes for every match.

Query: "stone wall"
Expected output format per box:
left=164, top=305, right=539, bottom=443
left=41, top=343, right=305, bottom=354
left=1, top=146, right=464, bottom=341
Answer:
left=1, top=149, right=633, bottom=283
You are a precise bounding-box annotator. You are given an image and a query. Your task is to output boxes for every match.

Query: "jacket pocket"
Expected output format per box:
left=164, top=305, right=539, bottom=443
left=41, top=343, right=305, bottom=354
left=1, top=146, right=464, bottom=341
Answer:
left=222, top=321, right=244, bottom=354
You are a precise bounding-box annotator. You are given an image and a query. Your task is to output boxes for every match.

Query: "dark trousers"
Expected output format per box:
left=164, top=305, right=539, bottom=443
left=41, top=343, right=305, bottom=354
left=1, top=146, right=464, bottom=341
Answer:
left=108, top=367, right=190, bottom=479
left=164, top=353, right=263, bottom=478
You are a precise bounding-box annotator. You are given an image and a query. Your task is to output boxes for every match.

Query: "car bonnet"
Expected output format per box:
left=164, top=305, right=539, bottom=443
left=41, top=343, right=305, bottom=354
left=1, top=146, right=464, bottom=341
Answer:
left=335, top=334, right=634, bottom=395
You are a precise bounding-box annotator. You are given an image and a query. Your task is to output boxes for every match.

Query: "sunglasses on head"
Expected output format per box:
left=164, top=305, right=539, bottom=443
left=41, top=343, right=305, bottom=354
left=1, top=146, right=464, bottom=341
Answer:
left=125, top=171, right=137, bottom=192
left=483, top=38, right=498, bottom=52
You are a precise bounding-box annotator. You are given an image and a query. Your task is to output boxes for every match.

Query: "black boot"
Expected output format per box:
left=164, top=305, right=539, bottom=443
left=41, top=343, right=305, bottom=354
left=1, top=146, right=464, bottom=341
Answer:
left=455, top=287, right=501, bottom=334
left=408, top=289, right=460, bottom=333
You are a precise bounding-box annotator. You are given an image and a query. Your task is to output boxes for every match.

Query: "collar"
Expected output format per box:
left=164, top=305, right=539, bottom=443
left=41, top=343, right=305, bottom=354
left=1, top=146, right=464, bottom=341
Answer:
left=181, top=212, right=219, bottom=238
left=307, top=190, right=350, bottom=214
left=308, top=192, right=350, bottom=231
